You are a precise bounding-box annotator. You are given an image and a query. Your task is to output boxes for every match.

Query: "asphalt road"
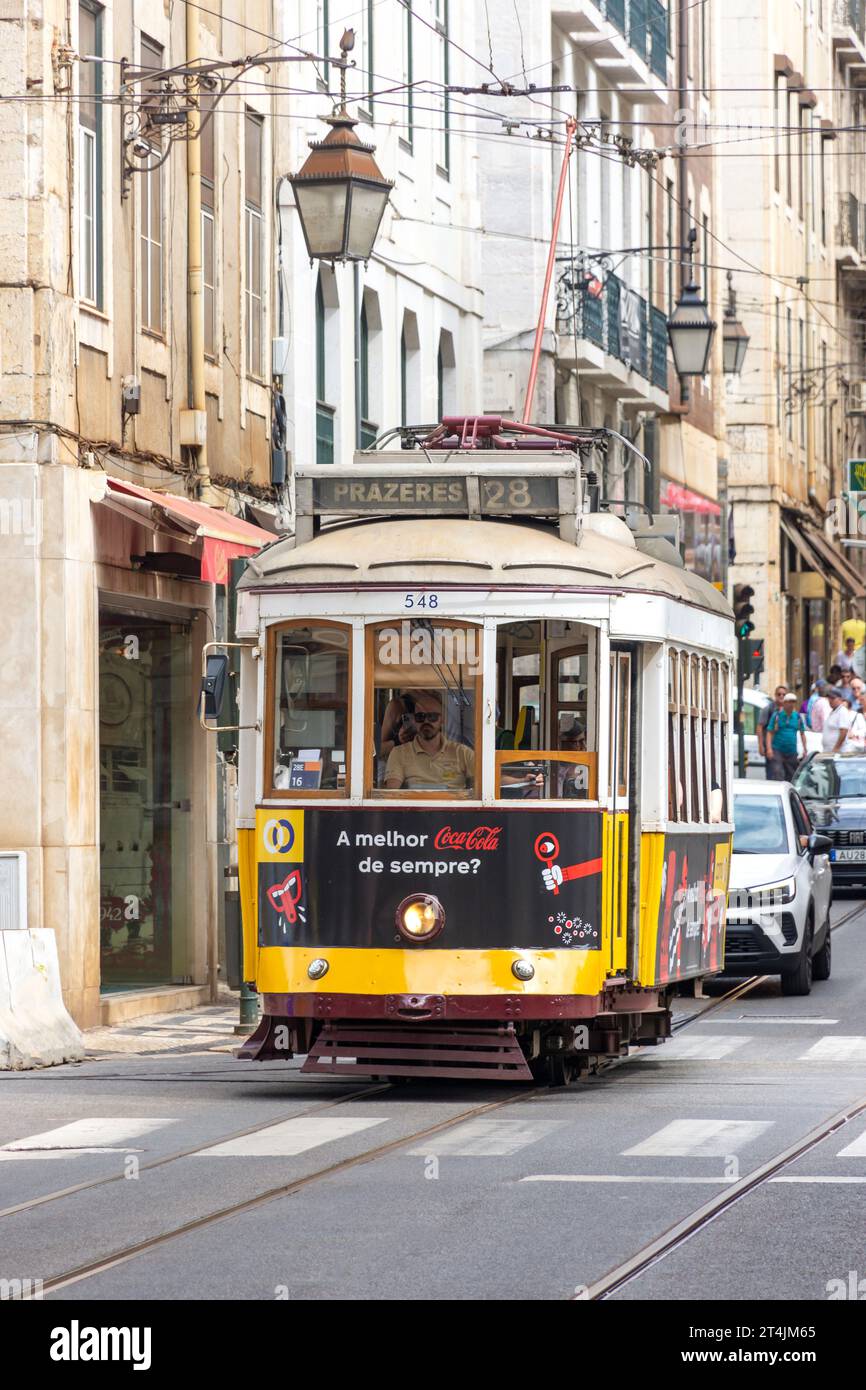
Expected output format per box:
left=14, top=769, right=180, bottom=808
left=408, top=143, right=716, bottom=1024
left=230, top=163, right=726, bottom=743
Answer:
left=3, top=896, right=866, bottom=1303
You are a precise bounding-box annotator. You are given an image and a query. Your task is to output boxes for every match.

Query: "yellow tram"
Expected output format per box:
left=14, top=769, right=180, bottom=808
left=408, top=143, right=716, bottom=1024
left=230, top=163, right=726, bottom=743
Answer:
left=217, top=419, right=735, bottom=1083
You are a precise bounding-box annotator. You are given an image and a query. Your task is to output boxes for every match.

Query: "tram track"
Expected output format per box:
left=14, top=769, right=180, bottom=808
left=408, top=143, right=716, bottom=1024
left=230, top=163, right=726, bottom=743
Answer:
left=11, top=898, right=866, bottom=1297
left=582, top=1088, right=866, bottom=1301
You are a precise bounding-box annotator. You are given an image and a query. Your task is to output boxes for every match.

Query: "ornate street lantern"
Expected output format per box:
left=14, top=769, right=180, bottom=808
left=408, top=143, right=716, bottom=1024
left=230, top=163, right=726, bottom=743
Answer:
left=289, top=31, right=393, bottom=263
left=667, top=231, right=717, bottom=378
left=722, top=272, right=750, bottom=375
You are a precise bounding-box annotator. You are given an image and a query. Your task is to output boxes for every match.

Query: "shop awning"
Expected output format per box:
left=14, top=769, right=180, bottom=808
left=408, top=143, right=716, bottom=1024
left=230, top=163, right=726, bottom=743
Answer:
left=660, top=481, right=721, bottom=517
left=98, top=477, right=273, bottom=585
left=781, top=511, right=866, bottom=600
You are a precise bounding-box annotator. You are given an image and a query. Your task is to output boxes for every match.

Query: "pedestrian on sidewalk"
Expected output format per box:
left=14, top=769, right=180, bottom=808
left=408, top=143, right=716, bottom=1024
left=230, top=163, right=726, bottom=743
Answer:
left=807, top=679, right=830, bottom=731
left=766, top=692, right=807, bottom=781
left=835, top=637, right=858, bottom=672
left=758, top=684, right=786, bottom=770
left=822, top=688, right=854, bottom=753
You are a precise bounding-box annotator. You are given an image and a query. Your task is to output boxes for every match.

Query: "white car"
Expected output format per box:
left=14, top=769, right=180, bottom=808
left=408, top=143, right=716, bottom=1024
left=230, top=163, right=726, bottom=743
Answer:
left=739, top=688, right=821, bottom=778
left=725, top=779, right=833, bottom=995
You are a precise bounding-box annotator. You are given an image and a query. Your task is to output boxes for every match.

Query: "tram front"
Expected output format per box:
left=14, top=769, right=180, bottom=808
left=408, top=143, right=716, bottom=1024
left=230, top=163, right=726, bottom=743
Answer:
left=220, top=436, right=733, bottom=1084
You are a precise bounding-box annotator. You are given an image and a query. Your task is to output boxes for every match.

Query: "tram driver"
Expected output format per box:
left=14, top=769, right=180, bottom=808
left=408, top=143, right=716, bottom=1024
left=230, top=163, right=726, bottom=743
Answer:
left=384, top=691, right=474, bottom=791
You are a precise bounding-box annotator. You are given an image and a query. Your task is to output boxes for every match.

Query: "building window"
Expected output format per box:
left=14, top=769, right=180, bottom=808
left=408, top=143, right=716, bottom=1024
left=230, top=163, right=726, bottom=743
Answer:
left=359, top=299, right=378, bottom=448
left=317, top=0, right=330, bottom=90
left=819, top=136, right=827, bottom=244
left=316, top=274, right=335, bottom=465
left=797, top=103, right=806, bottom=222
left=359, top=0, right=374, bottom=117
left=665, top=178, right=675, bottom=314
left=401, top=0, right=413, bottom=149
left=784, top=81, right=792, bottom=207
left=786, top=306, right=793, bottom=442
left=775, top=297, right=782, bottom=430
left=244, top=112, right=264, bottom=379
left=400, top=311, right=421, bottom=424
left=799, top=317, right=806, bottom=449
left=139, top=36, right=164, bottom=334
left=78, top=2, right=103, bottom=308
left=435, top=0, right=450, bottom=176
left=201, top=94, right=217, bottom=358
left=437, top=329, right=456, bottom=419
left=773, top=75, right=782, bottom=195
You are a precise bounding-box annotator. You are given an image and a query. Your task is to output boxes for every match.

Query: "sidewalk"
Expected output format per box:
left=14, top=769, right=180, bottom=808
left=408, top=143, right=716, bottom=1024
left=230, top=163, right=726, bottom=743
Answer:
left=83, top=994, right=249, bottom=1058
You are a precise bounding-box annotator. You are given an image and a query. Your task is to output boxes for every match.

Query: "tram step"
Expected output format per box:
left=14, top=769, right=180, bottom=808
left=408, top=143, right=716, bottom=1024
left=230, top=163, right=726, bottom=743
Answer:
left=300, top=1022, right=533, bottom=1082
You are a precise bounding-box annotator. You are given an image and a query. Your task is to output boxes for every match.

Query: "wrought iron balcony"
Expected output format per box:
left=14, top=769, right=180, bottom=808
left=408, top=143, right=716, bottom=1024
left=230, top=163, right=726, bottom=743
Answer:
left=560, top=1, right=669, bottom=93
left=555, top=259, right=669, bottom=394
left=834, top=0, right=866, bottom=42
left=596, top=0, right=669, bottom=79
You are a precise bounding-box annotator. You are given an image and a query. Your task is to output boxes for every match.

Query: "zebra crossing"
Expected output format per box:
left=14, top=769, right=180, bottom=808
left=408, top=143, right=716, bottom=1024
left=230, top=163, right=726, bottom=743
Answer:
left=2, top=1111, right=866, bottom=1173
left=637, top=1032, right=866, bottom=1062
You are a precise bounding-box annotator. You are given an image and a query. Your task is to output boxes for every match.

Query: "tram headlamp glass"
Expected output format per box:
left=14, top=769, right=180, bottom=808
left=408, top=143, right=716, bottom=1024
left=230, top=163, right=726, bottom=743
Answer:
left=395, top=894, right=445, bottom=943
left=307, top=958, right=329, bottom=980
left=512, top=960, right=535, bottom=981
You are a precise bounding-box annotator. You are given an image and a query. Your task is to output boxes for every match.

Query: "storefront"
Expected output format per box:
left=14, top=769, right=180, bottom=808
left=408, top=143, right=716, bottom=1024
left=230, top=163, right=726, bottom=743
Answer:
left=780, top=510, right=865, bottom=692
left=660, top=480, right=723, bottom=587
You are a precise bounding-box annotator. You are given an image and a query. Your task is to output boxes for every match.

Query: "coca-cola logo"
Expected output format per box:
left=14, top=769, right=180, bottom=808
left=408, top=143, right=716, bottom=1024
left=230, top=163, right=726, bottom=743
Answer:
left=434, top=825, right=502, bottom=851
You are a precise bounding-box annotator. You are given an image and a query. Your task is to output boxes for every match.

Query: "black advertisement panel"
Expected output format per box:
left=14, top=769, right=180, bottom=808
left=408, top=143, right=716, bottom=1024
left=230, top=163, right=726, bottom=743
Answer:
left=655, top=833, right=730, bottom=983
left=258, top=808, right=603, bottom=951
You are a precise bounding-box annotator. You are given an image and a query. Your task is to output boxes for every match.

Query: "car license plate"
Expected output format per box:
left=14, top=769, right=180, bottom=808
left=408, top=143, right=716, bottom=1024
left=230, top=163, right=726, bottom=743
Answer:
left=833, top=848, right=866, bottom=862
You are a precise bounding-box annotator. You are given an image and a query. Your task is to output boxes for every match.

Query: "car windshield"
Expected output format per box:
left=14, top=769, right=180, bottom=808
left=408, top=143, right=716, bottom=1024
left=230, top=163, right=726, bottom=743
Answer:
left=733, top=796, right=790, bottom=854
left=794, top=758, right=866, bottom=800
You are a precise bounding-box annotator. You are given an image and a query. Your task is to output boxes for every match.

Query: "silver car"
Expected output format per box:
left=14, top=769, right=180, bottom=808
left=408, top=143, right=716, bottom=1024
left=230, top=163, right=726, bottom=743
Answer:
left=725, top=779, right=833, bottom=995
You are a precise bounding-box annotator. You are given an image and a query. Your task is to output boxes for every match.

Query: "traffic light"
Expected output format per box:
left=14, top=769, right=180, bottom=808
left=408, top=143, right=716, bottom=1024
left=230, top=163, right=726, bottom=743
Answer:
left=733, top=583, right=756, bottom=641
left=746, top=638, right=765, bottom=680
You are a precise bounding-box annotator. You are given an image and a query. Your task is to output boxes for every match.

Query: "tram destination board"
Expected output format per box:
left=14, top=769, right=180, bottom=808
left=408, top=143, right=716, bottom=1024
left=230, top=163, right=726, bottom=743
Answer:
left=310, top=474, right=561, bottom=515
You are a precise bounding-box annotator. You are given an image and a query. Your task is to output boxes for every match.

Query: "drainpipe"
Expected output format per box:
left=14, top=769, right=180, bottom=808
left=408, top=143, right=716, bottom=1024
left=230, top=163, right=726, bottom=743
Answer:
left=186, top=6, right=212, bottom=502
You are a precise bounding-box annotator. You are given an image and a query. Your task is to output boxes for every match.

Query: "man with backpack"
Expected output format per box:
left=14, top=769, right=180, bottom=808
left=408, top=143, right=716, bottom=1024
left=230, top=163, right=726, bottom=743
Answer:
left=765, top=691, right=808, bottom=781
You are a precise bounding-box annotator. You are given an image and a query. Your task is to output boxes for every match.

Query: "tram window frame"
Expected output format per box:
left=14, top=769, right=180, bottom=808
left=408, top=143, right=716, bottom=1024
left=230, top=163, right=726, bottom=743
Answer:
left=264, top=619, right=352, bottom=800
left=365, top=618, right=482, bottom=800
left=668, top=646, right=729, bottom=827
left=668, top=650, right=680, bottom=821
left=493, top=620, right=600, bottom=804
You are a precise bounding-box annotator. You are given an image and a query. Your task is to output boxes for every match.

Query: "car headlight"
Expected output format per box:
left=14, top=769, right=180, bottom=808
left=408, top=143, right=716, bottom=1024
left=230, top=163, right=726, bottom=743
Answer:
left=395, top=894, right=445, bottom=943
left=746, top=877, right=796, bottom=908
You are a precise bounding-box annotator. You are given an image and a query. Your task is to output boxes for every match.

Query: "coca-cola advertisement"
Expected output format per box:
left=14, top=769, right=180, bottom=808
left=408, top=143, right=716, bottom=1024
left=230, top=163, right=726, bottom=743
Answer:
left=257, top=809, right=604, bottom=951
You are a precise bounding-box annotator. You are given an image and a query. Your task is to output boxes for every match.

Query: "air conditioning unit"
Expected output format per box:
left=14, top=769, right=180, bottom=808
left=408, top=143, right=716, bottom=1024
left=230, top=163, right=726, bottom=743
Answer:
left=0, top=852, right=27, bottom=931
left=847, top=381, right=866, bottom=416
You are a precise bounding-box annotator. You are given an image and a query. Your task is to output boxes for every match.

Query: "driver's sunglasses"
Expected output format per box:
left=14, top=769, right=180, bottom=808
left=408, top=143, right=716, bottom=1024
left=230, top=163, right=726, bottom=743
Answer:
left=417, top=711, right=442, bottom=721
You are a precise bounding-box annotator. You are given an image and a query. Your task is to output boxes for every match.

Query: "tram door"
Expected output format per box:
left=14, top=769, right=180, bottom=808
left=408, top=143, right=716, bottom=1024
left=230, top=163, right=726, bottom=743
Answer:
left=607, top=648, right=631, bottom=974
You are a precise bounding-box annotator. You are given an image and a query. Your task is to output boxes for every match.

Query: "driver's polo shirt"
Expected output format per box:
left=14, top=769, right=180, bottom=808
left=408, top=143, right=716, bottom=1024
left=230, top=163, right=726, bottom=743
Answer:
left=385, top=736, right=475, bottom=790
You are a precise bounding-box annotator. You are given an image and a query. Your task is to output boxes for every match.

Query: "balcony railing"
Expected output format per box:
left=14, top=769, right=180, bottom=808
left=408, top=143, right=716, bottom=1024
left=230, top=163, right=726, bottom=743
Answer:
left=596, top=0, right=669, bottom=79
left=835, top=0, right=866, bottom=41
left=555, top=260, right=669, bottom=393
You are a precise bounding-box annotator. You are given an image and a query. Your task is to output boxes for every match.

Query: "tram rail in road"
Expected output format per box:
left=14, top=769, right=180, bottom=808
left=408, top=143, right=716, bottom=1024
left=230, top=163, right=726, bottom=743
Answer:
left=12, top=897, right=866, bottom=1299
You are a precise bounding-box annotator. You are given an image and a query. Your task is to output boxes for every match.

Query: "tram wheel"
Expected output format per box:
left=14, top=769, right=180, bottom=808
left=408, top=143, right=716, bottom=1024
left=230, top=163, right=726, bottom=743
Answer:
left=545, top=1053, right=578, bottom=1087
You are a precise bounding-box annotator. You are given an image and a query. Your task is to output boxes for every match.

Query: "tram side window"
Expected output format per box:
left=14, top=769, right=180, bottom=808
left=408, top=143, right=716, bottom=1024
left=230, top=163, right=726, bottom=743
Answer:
left=495, top=620, right=598, bottom=800
left=269, top=623, right=350, bottom=794
left=668, top=649, right=725, bottom=824
left=369, top=620, right=480, bottom=797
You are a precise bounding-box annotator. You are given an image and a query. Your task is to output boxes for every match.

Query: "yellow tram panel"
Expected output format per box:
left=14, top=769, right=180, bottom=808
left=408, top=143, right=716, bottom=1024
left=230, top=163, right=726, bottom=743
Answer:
left=256, top=944, right=608, bottom=998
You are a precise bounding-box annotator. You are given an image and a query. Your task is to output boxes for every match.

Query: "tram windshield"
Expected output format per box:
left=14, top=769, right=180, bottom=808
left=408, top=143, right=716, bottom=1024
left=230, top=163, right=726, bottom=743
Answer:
left=270, top=624, right=349, bottom=793
left=370, top=620, right=480, bottom=797
left=495, top=621, right=598, bottom=800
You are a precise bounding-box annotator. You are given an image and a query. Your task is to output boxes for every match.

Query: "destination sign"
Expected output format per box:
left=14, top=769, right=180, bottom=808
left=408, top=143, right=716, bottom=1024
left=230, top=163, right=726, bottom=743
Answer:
left=312, top=475, right=562, bottom=514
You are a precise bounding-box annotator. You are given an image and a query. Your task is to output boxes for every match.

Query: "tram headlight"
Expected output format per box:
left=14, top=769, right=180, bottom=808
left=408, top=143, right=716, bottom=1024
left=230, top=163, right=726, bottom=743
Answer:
left=395, top=894, right=445, bottom=943
left=307, top=958, right=329, bottom=980
left=512, top=959, right=535, bottom=982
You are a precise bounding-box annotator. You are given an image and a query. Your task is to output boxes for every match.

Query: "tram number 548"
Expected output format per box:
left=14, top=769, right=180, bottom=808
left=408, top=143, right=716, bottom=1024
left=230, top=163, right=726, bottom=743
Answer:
left=404, top=593, right=439, bottom=609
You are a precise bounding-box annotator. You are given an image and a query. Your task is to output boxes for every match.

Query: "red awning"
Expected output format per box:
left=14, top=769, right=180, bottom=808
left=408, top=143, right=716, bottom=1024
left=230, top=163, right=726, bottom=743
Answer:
left=100, top=477, right=273, bottom=584
left=660, top=481, right=721, bottom=517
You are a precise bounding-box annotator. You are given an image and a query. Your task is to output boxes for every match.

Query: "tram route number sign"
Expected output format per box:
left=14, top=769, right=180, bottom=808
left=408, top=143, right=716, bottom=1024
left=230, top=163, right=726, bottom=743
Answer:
left=311, top=475, right=561, bottom=514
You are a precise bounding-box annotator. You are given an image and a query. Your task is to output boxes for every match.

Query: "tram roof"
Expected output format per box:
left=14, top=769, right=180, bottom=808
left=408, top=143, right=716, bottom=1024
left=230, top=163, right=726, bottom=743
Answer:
left=239, top=517, right=733, bottom=619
